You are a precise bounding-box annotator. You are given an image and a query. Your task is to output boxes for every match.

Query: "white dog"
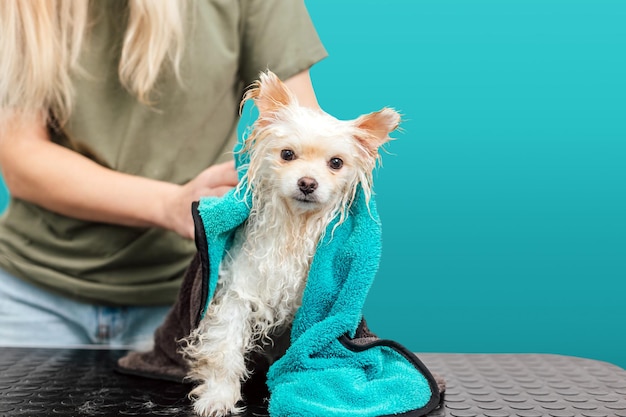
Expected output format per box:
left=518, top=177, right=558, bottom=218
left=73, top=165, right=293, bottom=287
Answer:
left=181, top=71, right=400, bottom=417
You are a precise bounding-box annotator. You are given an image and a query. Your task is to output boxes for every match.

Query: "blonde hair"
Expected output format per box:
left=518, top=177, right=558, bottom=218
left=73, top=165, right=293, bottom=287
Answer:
left=0, top=0, right=186, bottom=126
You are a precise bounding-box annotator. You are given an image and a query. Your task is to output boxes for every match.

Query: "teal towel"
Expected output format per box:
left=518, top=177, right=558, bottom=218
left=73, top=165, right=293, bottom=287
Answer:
left=195, top=141, right=440, bottom=417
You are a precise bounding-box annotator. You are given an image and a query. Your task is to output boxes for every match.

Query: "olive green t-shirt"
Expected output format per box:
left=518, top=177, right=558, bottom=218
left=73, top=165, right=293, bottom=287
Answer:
left=0, top=0, right=327, bottom=305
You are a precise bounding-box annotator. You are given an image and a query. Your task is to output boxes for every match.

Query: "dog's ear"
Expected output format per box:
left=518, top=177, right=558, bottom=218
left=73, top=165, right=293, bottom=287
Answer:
left=353, top=108, right=401, bottom=155
left=242, top=70, right=295, bottom=116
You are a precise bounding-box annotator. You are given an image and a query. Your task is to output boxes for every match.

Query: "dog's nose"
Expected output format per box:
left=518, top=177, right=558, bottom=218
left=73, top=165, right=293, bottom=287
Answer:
left=298, top=177, right=318, bottom=195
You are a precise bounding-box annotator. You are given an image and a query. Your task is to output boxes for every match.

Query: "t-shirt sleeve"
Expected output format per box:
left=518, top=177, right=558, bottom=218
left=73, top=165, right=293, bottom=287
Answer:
left=239, top=0, right=328, bottom=86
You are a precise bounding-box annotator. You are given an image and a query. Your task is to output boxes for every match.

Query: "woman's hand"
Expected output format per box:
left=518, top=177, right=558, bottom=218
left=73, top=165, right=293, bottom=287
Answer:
left=164, top=160, right=239, bottom=239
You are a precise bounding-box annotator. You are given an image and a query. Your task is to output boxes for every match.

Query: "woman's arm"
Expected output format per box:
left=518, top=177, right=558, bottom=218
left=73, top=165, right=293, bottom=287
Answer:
left=0, top=70, right=318, bottom=239
left=283, top=69, right=320, bottom=109
left=0, top=116, right=238, bottom=239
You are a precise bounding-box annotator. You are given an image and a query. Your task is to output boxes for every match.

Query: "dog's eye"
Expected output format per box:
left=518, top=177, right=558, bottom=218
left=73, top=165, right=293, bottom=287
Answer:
left=329, top=157, right=343, bottom=170
left=281, top=149, right=296, bottom=161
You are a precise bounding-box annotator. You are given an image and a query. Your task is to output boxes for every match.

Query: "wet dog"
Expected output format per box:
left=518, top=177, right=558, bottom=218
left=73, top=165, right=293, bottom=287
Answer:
left=182, top=71, right=400, bottom=417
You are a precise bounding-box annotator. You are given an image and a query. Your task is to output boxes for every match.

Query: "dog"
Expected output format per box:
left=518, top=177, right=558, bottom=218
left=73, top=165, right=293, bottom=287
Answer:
left=181, top=70, right=400, bottom=417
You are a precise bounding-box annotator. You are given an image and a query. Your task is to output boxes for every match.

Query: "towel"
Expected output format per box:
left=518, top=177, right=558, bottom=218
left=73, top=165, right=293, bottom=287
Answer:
left=188, top=137, right=442, bottom=415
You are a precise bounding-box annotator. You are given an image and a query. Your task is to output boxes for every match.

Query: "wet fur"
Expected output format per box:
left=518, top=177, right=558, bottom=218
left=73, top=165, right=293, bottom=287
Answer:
left=181, top=71, right=400, bottom=417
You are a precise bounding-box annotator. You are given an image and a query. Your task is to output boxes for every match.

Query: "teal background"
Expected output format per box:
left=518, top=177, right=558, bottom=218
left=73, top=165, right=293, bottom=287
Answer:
left=1, top=1, right=624, bottom=367
left=305, top=0, right=626, bottom=369
left=0, top=181, right=6, bottom=214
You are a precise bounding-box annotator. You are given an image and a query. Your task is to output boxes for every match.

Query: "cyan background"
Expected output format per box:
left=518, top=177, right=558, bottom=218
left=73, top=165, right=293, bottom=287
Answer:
left=305, top=0, right=626, bottom=369
left=1, top=1, right=624, bottom=368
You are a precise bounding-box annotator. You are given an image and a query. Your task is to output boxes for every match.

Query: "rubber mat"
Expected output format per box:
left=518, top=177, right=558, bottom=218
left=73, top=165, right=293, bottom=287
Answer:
left=0, top=348, right=625, bottom=416
left=0, top=348, right=193, bottom=417
left=424, top=353, right=626, bottom=417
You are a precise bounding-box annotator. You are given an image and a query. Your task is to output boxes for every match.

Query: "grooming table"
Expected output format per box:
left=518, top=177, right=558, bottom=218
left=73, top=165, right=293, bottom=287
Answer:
left=0, top=347, right=625, bottom=416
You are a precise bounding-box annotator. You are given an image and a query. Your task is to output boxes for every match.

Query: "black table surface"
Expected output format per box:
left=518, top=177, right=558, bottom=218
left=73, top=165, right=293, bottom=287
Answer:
left=0, top=347, right=625, bottom=416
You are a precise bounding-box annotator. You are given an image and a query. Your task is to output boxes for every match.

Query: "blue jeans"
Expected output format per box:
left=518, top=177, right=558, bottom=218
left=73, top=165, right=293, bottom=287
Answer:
left=0, top=267, right=171, bottom=349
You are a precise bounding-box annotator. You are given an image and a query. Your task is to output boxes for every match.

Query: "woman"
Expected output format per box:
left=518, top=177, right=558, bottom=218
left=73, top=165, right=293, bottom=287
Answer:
left=0, top=0, right=326, bottom=348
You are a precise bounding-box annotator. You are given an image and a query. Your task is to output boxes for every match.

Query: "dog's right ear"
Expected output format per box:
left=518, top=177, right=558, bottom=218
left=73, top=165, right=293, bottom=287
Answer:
left=241, top=71, right=295, bottom=117
left=353, top=108, right=401, bottom=157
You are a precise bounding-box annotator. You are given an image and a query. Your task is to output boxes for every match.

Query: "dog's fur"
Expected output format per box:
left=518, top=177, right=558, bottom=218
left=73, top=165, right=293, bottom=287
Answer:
left=181, top=71, right=400, bottom=417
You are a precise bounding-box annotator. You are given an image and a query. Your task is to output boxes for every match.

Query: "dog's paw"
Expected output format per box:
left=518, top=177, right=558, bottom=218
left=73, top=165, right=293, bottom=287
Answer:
left=193, top=398, right=245, bottom=417
left=191, top=383, right=244, bottom=417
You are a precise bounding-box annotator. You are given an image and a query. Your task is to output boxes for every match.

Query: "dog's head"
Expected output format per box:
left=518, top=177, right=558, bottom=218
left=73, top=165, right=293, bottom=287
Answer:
left=241, top=71, right=400, bottom=217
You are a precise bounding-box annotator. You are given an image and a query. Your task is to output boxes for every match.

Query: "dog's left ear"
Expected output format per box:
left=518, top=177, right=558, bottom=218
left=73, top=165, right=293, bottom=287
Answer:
left=242, top=70, right=295, bottom=117
left=353, top=108, right=401, bottom=156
